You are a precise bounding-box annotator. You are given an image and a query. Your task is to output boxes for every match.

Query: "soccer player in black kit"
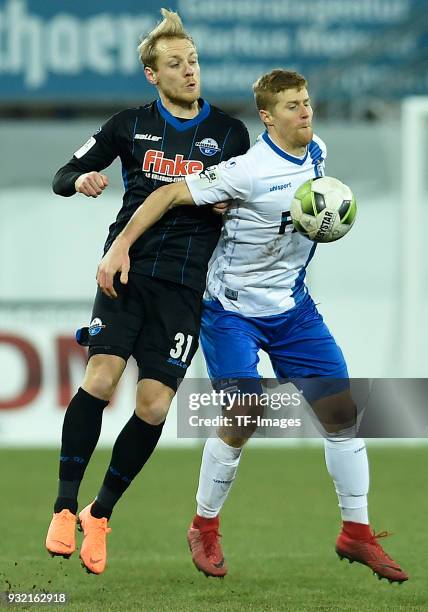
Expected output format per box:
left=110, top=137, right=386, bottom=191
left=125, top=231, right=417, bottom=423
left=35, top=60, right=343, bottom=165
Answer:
left=45, top=8, right=249, bottom=575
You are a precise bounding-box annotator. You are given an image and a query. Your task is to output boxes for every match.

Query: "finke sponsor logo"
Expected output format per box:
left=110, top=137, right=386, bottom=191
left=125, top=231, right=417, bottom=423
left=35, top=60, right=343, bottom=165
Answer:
left=142, top=150, right=204, bottom=177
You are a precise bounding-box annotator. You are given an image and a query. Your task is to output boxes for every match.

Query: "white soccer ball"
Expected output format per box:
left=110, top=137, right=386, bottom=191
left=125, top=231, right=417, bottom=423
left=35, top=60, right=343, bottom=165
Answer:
left=290, top=176, right=357, bottom=243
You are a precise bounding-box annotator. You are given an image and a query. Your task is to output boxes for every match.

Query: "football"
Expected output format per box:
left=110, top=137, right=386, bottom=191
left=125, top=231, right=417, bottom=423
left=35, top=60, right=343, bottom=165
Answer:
left=290, top=176, right=357, bottom=242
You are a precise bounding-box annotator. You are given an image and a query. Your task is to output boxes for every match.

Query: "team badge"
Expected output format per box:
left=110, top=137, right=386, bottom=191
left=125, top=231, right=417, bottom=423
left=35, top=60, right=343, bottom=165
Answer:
left=195, top=138, right=220, bottom=156
left=88, top=317, right=106, bottom=336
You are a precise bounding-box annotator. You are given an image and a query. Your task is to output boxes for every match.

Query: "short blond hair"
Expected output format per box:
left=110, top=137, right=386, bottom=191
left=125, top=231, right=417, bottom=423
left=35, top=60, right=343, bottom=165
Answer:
left=138, top=8, right=195, bottom=69
left=253, top=69, right=308, bottom=112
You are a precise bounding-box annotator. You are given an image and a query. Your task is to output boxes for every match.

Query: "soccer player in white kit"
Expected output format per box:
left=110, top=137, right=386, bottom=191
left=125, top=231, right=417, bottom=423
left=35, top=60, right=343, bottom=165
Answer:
left=96, top=70, right=408, bottom=584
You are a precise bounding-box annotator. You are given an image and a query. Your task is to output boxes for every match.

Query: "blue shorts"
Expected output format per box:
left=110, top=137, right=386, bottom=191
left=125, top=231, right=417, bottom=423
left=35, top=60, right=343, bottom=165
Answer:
left=200, top=293, right=349, bottom=401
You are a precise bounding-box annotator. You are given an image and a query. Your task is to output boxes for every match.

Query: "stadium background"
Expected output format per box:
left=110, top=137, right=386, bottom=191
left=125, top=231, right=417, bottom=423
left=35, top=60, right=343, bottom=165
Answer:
left=0, top=1, right=427, bottom=610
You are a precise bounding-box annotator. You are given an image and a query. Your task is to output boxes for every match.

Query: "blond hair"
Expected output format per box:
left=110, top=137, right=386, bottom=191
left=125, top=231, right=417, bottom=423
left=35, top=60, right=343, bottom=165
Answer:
left=253, top=69, right=308, bottom=112
left=138, top=8, right=194, bottom=69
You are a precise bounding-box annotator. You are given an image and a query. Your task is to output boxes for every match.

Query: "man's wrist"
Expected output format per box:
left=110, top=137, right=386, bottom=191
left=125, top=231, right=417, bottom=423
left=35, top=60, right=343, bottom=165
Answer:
left=73, top=173, right=84, bottom=192
left=115, top=232, right=132, bottom=249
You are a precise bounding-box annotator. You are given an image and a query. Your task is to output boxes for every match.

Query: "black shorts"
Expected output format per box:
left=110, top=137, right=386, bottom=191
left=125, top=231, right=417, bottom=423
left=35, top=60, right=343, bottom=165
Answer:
left=85, top=274, right=201, bottom=391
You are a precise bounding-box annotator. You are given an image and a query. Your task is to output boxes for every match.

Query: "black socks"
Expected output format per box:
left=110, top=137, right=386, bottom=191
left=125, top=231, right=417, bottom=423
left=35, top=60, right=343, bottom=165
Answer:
left=91, top=412, right=164, bottom=519
left=54, top=390, right=165, bottom=519
left=54, top=387, right=108, bottom=514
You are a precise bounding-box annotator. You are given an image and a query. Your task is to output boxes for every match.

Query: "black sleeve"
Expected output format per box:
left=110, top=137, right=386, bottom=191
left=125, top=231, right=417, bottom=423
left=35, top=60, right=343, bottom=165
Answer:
left=223, top=120, right=251, bottom=160
left=52, top=114, right=120, bottom=197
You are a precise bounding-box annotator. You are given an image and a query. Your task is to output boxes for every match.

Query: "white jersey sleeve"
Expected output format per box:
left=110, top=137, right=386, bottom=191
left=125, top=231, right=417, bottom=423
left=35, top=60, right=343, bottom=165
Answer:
left=185, top=157, right=253, bottom=206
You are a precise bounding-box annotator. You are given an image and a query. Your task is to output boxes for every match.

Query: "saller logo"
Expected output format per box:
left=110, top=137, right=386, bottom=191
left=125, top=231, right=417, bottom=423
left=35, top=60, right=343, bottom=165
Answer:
left=143, top=150, right=204, bottom=176
left=134, top=133, right=162, bottom=141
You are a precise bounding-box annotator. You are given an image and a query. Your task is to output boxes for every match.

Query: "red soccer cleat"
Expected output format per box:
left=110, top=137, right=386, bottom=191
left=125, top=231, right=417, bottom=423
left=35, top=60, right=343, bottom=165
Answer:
left=187, top=515, right=227, bottom=578
left=336, top=522, right=408, bottom=583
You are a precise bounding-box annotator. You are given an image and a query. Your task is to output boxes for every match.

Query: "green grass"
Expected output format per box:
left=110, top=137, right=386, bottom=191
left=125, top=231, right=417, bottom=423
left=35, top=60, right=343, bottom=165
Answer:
left=0, top=446, right=426, bottom=611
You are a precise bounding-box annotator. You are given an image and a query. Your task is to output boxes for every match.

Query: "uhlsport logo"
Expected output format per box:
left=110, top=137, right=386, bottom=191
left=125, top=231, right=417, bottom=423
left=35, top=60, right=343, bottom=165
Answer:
left=269, top=182, right=292, bottom=192
left=88, top=318, right=106, bottom=336
left=195, top=138, right=220, bottom=156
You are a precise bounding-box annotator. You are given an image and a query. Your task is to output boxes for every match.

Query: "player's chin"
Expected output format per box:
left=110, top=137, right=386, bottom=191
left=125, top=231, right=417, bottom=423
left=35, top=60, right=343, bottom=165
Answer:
left=186, top=87, right=201, bottom=102
left=179, top=88, right=200, bottom=104
left=299, top=127, right=313, bottom=145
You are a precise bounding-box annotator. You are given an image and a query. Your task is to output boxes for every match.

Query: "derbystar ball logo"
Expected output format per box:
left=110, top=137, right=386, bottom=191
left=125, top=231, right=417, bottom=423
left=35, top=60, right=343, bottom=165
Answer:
left=142, top=150, right=204, bottom=177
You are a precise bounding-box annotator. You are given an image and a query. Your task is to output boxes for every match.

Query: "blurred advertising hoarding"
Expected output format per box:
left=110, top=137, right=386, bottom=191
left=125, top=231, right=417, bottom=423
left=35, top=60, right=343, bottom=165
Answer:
left=0, top=0, right=427, bottom=104
left=0, top=305, right=188, bottom=446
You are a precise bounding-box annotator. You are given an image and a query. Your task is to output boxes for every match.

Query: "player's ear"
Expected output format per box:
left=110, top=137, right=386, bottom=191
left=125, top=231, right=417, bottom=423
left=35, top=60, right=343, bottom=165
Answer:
left=144, top=66, right=158, bottom=86
left=259, top=108, right=273, bottom=127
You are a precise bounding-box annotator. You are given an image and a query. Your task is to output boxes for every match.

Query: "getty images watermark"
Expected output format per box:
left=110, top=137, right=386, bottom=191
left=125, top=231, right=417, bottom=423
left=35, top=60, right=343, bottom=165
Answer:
left=187, top=387, right=302, bottom=431
left=177, top=379, right=313, bottom=439
left=177, top=378, right=428, bottom=439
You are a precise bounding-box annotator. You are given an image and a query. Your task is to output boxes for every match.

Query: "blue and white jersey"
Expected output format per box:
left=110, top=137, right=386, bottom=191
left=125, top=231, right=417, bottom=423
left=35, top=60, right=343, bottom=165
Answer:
left=185, top=131, right=326, bottom=316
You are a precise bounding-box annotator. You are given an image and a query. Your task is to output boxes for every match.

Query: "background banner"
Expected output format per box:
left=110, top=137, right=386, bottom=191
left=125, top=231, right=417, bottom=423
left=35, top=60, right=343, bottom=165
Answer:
left=0, top=0, right=427, bottom=103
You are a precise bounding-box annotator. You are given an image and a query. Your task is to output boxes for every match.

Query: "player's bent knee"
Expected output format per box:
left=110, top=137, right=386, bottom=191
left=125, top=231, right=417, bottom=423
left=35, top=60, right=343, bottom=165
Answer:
left=136, top=379, right=175, bottom=425
left=218, top=433, right=249, bottom=448
left=312, top=392, right=357, bottom=434
left=82, top=372, right=118, bottom=401
left=82, top=355, right=125, bottom=401
left=135, top=400, right=170, bottom=425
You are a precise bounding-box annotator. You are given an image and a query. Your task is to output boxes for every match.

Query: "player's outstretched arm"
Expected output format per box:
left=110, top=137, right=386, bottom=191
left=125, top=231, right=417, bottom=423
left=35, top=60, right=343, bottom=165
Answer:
left=96, top=180, right=195, bottom=298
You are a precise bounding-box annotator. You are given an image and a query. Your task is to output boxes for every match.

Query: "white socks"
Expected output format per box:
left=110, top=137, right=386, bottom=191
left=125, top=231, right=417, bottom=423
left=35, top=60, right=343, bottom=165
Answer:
left=196, top=436, right=243, bottom=518
left=195, top=436, right=369, bottom=524
left=324, top=437, right=370, bottom=524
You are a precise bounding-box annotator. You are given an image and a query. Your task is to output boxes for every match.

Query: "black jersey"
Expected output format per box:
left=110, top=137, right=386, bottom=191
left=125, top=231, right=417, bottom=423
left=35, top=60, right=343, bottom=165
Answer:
left=53, top=99, right=250, bottom=293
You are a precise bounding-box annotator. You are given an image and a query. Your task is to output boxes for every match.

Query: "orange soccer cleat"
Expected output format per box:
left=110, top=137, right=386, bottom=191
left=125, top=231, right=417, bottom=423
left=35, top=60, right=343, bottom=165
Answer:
left=336, top=522, right=408, bottom=583
left=187, top=515, right=227, bottom=578
left=45, top=509, right=77, bottom=559
left=78, top=503, right=112, bottom=575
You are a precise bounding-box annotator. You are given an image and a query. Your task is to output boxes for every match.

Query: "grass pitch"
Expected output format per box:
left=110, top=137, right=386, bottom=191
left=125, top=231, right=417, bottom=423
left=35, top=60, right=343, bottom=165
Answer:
left=0, top=445, right=426, bottom=611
